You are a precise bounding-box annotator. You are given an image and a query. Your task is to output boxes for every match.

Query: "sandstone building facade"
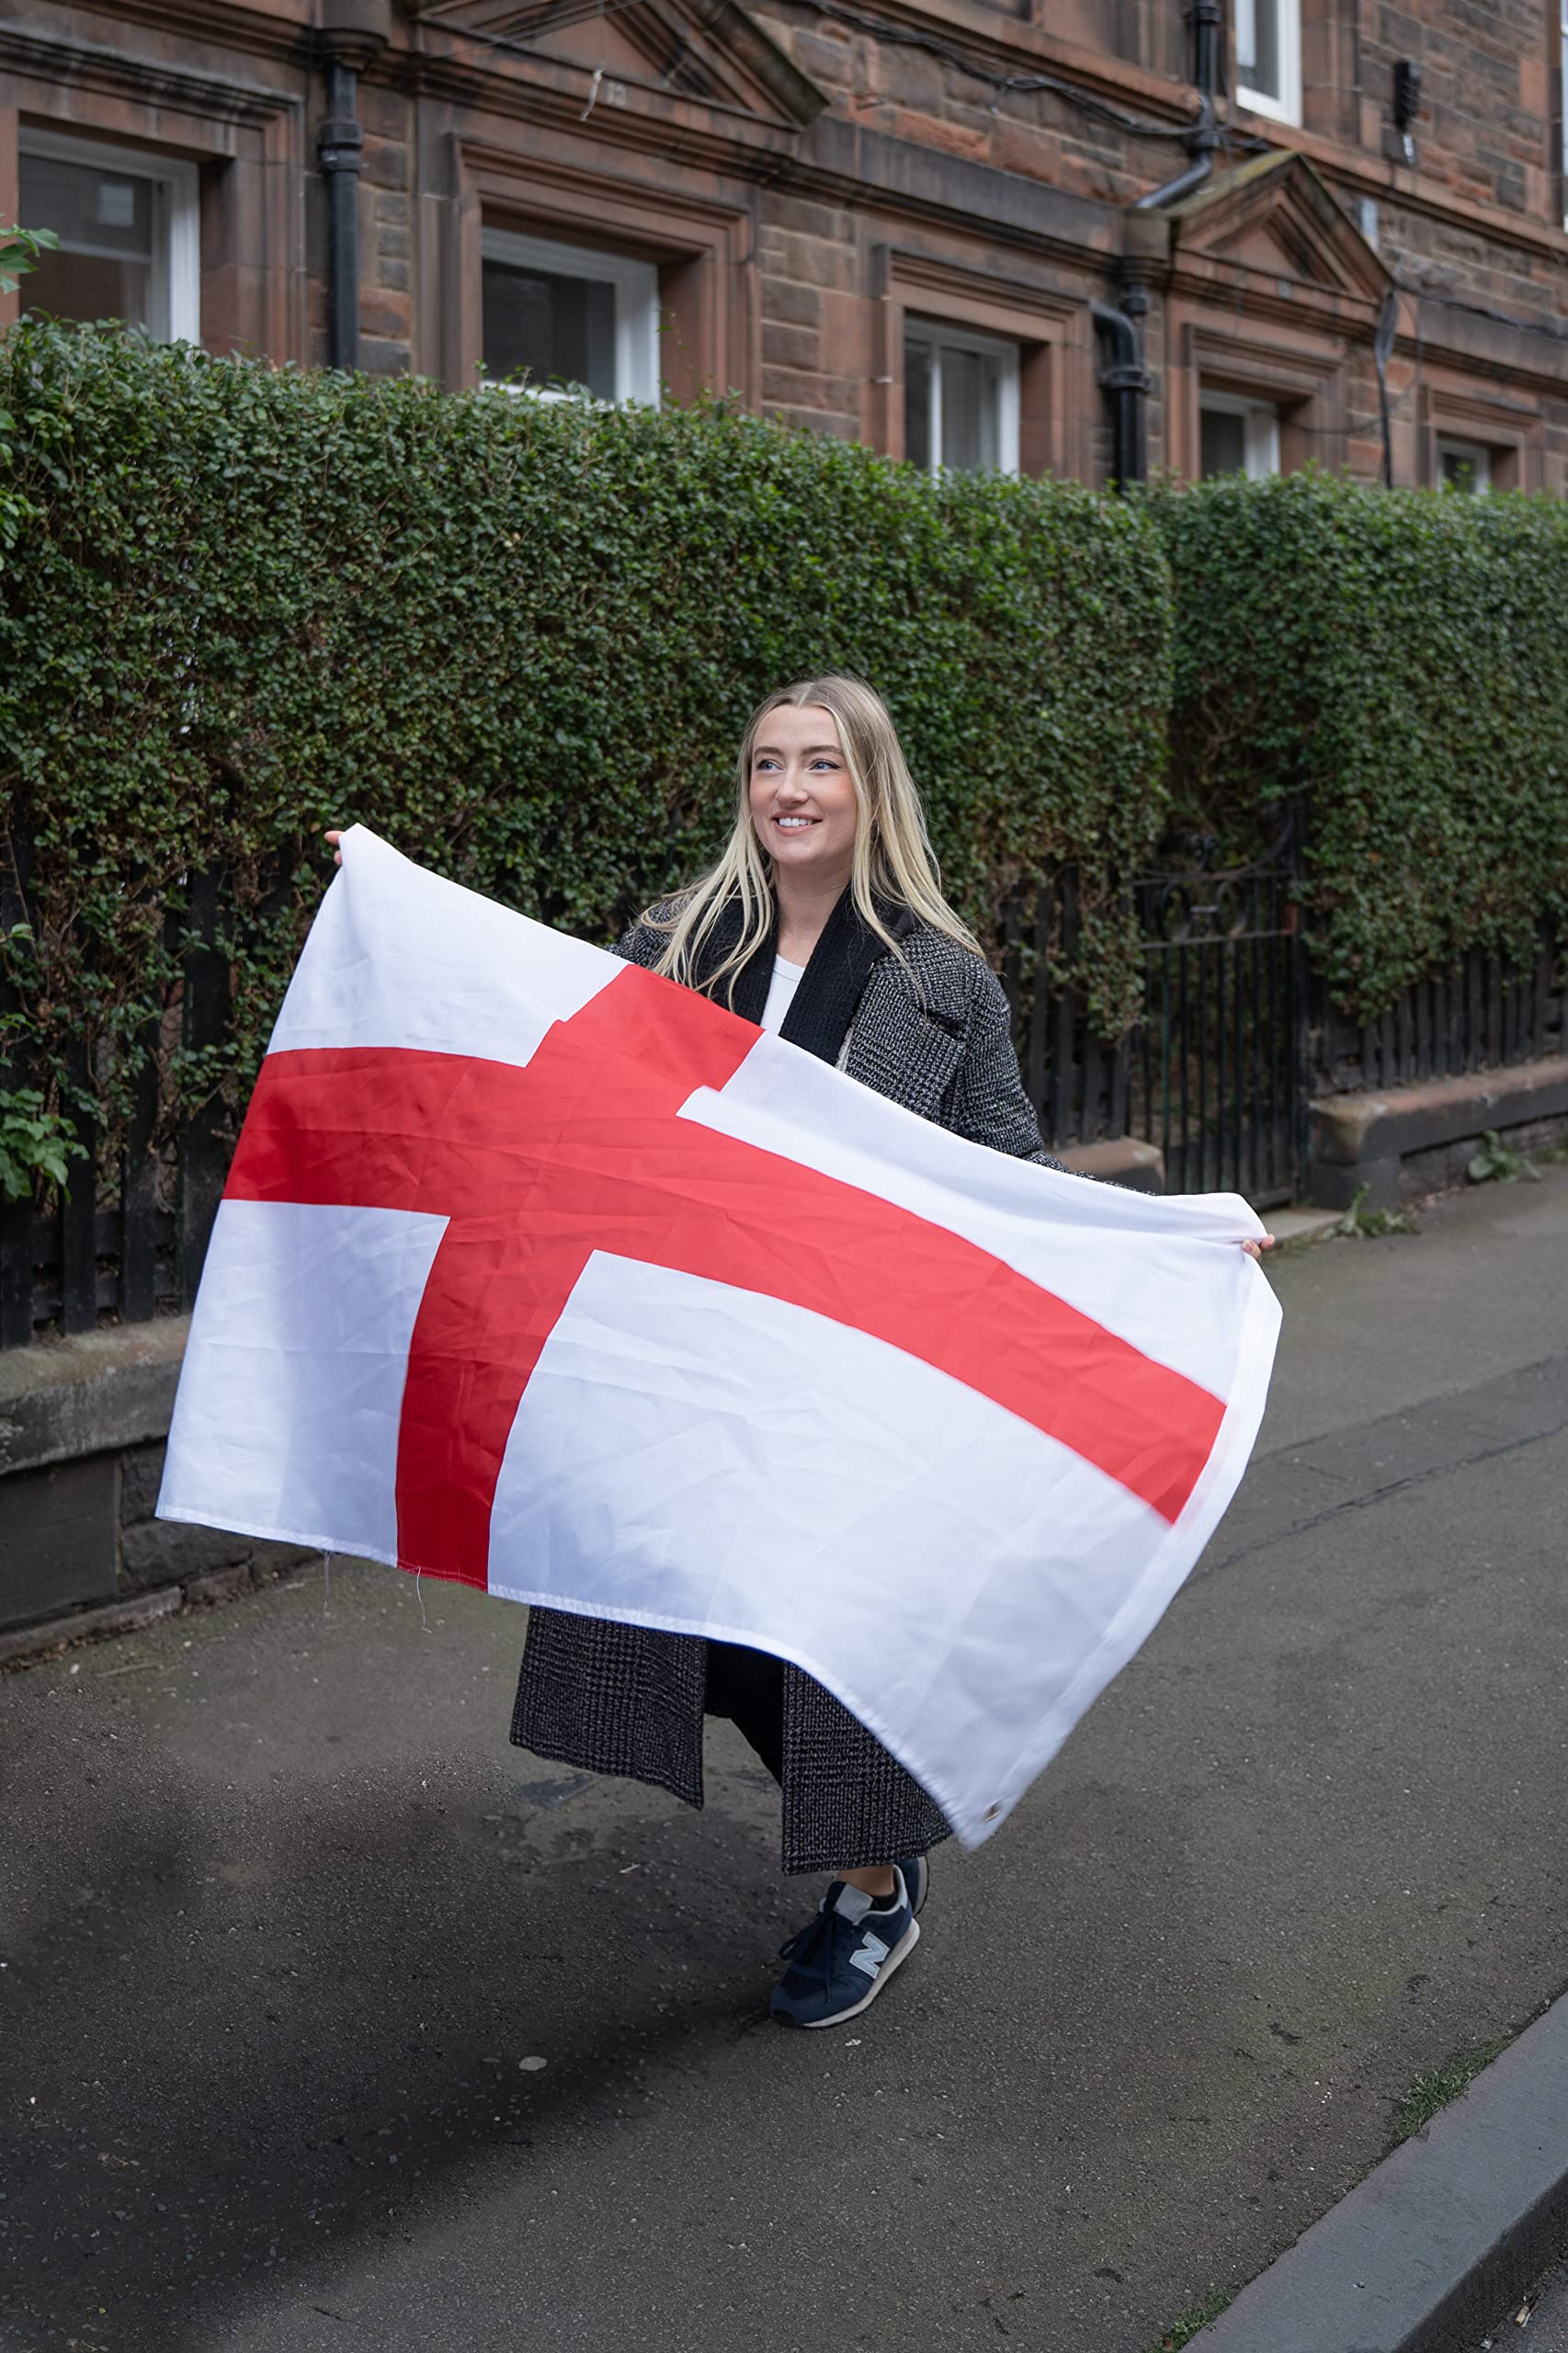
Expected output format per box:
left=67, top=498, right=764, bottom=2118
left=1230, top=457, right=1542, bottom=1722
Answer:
left=4, top=0, right=1567, bottom=494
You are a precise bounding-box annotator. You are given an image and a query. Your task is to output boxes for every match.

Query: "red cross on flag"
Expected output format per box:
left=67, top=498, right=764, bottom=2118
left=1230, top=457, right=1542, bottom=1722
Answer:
left=159, top=827, right=1279, bottom=1846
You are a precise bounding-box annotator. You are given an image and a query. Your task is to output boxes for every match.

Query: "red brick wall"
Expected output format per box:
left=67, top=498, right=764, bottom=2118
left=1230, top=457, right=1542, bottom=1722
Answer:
left=745, top=1, right=1568, bottom=483
left=756, top=192, right=861, bottom=440
left=11, top=0, right=1568, bottom=491
left=750, top=2, right=1200, bottom=210
left=1350, top=0, right=1556, bottom=221
left=356, top=81, right=415, bottom=377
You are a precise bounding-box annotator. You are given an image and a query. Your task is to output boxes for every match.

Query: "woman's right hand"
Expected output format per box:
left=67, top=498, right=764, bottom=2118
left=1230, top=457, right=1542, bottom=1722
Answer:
left=324, top=828, right=345, bottom=868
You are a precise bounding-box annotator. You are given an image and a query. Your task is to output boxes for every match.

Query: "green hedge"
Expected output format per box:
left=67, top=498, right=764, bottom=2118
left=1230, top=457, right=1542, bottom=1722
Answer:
left=1151, top=469, right=1568, bottom=1020
left=0, top=321, right=1171, bottom=1157
left=10, top=331, right=1561, bottom=1185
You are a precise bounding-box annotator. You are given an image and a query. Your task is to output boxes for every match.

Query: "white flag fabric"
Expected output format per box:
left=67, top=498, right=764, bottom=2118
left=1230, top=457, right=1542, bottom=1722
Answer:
left=159, top=826, right=1279, bottom=1847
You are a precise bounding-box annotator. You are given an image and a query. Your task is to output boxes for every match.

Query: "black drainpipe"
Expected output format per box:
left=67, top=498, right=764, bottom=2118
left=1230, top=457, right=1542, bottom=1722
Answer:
left=318, top=62, right=364, bottom=371
left=317, top=2, right=390, bottom=371
left=1188, top=0, right=1223, bottom=98
left=1094, top=2, right=1224, bottom=487
left=1091, top=302, right=1151, bottom=489
left=1134, top=0, right=1222, bottom=213
left=1131, top=90, right=1220, bottom=213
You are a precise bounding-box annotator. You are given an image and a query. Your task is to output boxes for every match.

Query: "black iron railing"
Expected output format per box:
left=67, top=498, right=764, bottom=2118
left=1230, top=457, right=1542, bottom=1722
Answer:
left=1004, top=849, right=1564, bottom=1211
left=1312, top=937, right=1564, bottom=1097
left=0, top=869, right=233, bottom=1351
left=1005, top=839, right=1307, bottom=1207
left=2, top=861, right=1563, bottom=1346
left=1128, top=858, right=1303, bottom=1202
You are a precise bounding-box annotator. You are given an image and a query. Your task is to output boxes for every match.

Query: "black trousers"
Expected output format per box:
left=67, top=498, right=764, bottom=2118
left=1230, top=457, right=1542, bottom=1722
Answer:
left=703, top=1640, right=785, bottom=1784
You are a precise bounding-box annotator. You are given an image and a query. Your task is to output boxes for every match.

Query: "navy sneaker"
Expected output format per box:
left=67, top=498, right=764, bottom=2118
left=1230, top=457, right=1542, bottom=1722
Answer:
left=769, top=1867, right=920, bottom=2029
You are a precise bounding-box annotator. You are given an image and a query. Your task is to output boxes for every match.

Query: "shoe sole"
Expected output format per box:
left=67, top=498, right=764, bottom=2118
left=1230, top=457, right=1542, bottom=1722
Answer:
left=785, top=1916, right=920, bottom=2029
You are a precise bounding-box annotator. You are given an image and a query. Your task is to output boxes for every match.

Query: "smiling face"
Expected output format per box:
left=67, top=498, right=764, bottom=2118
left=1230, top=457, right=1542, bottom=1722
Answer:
left=746, top=702, right=860, bottom=892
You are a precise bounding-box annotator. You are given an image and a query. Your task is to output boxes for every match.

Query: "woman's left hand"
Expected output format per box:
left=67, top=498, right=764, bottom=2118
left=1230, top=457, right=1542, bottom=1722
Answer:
left=1241, top=1236, right=1276, bottom=1259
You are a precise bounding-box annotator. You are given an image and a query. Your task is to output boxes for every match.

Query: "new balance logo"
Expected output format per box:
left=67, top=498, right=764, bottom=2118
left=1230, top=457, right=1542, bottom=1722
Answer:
left=849, top=1930, right=891, bottom=1981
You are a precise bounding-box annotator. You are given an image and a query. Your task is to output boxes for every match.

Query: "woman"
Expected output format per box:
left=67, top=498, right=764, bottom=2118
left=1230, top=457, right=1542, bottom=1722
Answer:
left=332, top=674, right=1268, bottom=2031
left=512, top=670, right=1059, bottom=2031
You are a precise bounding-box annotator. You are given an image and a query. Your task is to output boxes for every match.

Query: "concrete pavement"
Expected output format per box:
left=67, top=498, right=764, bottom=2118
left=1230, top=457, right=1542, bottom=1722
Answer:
left=3, top=1165, right=1567, bottom=2353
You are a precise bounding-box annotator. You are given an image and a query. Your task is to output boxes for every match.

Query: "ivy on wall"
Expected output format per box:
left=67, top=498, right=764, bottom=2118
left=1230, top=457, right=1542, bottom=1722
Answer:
left=0, top=322, right=1172, bottom=1165
left=1150, top=470, right=1568, bottom=1021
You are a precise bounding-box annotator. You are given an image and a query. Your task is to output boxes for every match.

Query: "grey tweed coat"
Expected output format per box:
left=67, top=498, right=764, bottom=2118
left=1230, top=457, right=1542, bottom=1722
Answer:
left=510, top=905, right=1065, bottom=1873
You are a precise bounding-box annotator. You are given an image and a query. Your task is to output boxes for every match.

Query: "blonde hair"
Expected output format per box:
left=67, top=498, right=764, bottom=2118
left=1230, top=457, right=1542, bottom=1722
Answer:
left=648, top=674, right=983, bottom=1000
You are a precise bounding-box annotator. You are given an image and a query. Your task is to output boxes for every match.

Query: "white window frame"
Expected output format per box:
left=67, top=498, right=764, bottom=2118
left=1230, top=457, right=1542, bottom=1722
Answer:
left=17, top=126, right=199, bottom=344
left=1199, top=389, right=1281, bottom=480
left=903, top=319, right=1020, bottom=477
left=481, top=226, right=660, bottom=408
left=1235, top=0, right=1302, bottom=128
left=1437, top=437, right=1493, bottom=494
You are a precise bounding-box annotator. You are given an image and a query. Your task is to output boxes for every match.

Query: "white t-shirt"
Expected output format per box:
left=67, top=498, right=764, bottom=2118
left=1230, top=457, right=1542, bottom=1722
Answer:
left=759, top=954, right=805, bottom=1035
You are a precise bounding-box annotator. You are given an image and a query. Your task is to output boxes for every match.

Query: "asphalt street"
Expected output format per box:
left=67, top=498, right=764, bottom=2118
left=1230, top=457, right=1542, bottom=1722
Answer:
left=1478, top=2253, right=1568, bottom=2349
left=4, top=1165, right=1567, bottom=2353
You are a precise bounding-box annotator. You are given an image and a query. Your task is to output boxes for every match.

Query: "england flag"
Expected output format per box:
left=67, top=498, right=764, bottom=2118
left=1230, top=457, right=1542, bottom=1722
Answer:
left=159, top=826, right=1280, bottom=1846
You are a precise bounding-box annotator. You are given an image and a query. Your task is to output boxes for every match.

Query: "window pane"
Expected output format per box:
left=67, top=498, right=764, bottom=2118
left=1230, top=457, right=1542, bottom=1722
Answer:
left=1439, top=445, right=1487, bottom=494
left=483, top=260, right=616, bottom=397
left=18, top=151, right=155, bottom=328
left=904, top=338, right=933, bottom=472
left=1200, top=407, right=1247, bottom=477
left=1236, top=0, right=1281, bottom=99
left=21, top=246, right=154, bottom=327
left=939, top=343, right=1000, bottom=472
left=20, top=152, right=153, bottom=257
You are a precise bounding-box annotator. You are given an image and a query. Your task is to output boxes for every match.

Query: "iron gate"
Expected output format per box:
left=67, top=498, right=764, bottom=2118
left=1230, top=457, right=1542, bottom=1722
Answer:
left=1005, top=833, right=1307, bottom=1209
left=1129, top=845, right=1304, bottom=1204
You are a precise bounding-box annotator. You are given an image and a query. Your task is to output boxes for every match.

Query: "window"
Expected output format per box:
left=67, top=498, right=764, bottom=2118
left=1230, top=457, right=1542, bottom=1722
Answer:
left=903, top=322, right=1020, bottom=475
left=1437, top=438, right=1492, bottom=494
left=1199, top=392, right=1280, bottom=480
left=1235, top=0, right=1302, bottom=126
left=481, top=227, right=659, bottom=405
left=17, top=131, right=199, bottom=343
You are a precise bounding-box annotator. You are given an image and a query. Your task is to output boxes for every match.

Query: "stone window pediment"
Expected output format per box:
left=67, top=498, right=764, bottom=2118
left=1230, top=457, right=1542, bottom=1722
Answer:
left=403, top=0, right=824, bottom=134
left=1162, top=157, right=1391, bottom=487
left=1165, top=152, right=1391, bottom=308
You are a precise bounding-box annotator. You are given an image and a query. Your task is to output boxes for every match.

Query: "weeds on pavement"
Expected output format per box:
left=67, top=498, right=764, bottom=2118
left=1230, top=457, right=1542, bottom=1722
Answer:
left=1336, top=1183, right=1421, bottom=1239
left=1146, top=2285, right=1237, bottom=2350
left=1396, top=2035, right=1514, bottom=2140
left=1467, top=1128, right=1541, bottom=1186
